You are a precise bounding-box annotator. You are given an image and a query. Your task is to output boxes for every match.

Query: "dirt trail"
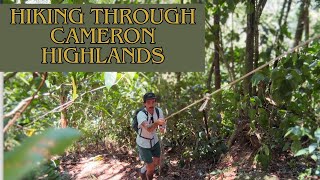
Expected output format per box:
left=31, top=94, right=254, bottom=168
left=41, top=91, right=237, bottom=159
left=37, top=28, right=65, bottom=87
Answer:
left=59, top=143, right=298, bottom=180
left=60, top=153, right=139, bottom=180
left=59, top=150, right=215, bottom=180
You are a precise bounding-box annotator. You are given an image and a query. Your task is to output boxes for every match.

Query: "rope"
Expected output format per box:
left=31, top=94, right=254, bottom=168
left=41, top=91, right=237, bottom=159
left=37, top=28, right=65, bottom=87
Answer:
left=16, top=35, right=320, bottom=126
left=164, top=35, right=320, bottom=121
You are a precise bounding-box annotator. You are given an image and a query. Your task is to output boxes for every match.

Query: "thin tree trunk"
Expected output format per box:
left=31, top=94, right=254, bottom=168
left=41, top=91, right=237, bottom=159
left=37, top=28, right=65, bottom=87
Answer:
left=212, top=10, right=222, bottom=133
left=294, top=0, right=310, bottom=47
left=207, top=1, right=222, bottom=93
left=278, top=0, right=287, bottom=29
left=244, top=0, right=266, bottom=97
left=175, top=72, right=181, bottom=106
left=173, top=72, right=182, bottom=143
left=204, top=0, right=222, bottom=140
left=266, top=0, right=291, bottom=64
left=244, top=0, right=255, bottom=97
left=207, top=56, right=215, bottom=93
left=253, top=14, right=259, bottom=96
left=279, top=0, right=292, bottom=46
left=60, top=86, right=68, bottom=128
left=254, top=0, right=267, bottom=96
left=229, top=12, right=236, bottom=82
left=276, top=0, right=291, bottom=56
left=268, top=0, right=292, bottom=94
left=175, top=72, right=182, bottom=126
left=228, top=47, right=236, bottom=82
left=213, top=12, right=221, bottom=96
left=205, top=51, right=214, bottom=139
left=304, top=0, right=310, bottom=41
left=213, top=14, right=221, bottom=90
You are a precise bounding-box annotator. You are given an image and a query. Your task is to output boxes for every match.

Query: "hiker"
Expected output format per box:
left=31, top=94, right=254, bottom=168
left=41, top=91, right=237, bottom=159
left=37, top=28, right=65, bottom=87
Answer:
left=136, top=92, right=166, bottom=180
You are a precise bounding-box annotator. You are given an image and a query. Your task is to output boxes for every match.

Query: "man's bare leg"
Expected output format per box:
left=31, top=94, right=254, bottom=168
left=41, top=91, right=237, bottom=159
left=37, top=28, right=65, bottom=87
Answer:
left=146, top=162, right=155, bottom=180
left=138, top=164, right=147, bottom=180
left=153, top=157, right=160, bottom=171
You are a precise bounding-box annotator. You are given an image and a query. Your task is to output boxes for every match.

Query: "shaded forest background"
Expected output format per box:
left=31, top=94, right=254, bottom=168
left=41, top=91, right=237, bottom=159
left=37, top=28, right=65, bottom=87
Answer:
left=3, top=0, right=320, bottom=179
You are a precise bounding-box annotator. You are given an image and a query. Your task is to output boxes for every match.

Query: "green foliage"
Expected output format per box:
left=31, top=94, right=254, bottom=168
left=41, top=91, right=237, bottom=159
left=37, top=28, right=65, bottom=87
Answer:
left=276, top=42, right=320, bottom=174
left=254, top=144, right=271, bottom=170
left=239, top=41, right=320, bottom=172
left=3, top=0, right=320, bottom=178
left=4, top=128, right=80, bottom=180
left=251, top=72, right=267, bottom=86
left=22, top=159, right=63, bottom=180
left=194, top=137, right=227, bottom=159
left=286, top=127, right=320, bottom=177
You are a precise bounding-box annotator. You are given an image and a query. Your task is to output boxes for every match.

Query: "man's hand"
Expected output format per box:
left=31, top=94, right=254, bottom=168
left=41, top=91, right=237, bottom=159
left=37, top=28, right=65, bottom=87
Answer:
left=141, top=118, right=166, bottom=133
left=155, top=118, right=166, bottom=126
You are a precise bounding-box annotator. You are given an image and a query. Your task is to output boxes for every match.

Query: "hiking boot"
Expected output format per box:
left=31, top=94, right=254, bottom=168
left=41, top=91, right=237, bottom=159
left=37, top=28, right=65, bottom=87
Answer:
left=136, top=168, right=147, bottom=180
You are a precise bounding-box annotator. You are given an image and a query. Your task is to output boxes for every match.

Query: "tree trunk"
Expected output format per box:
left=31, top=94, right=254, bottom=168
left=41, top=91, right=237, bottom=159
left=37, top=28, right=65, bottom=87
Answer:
left=254, top=0, right=267, bottom=96
left=244, top=0, right=255, bottom=97
left=204, top=0, right=222, bottom=139
left=304, top=0, right=310, bottom=41
left=253, top=13, right=259, bottom=96
left=208, top=1, right=222, bottom=94
left=294, top=0, right=310, bottom=47
left=173, top=72, right=182, bottom=142
left=278, top=0, right=292, bottom=48
left=276, top=0, right=291, bottom=56
left=244, top=0, right=267, bottom=97
left=207, top=54, right=215, bottom=93
left=213, top=13, right=221, bottom=95
left=268, top=0, right=292, bottom=94
left=213, top=0, right=222, bottom=136
left=229, top=13, right=236, bottom=82
left=60, top=86, right=68, bottom=128
left=278, top=0, right=287, bottom=27
left=266, top=0, right=291, bottom=67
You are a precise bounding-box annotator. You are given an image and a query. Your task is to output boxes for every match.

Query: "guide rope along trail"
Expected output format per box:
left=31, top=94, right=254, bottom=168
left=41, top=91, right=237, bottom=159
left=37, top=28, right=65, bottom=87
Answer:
left=164, top=34, right=320, bottom=121
left=157, top=34, right=320, bottom=176
left=6, top=35, right=319, bottom=134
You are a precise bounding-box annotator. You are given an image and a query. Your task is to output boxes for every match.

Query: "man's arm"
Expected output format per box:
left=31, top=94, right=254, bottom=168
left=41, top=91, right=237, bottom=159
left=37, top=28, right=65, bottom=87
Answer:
left=140, top=119, right=166, bottom=133
left=137, top=110, right=166, bottom=133
left=140, top=121, right=160, bottom=133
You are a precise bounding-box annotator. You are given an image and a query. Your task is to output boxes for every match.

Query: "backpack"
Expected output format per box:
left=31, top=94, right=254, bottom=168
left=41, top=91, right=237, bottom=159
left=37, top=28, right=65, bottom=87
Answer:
left=132, top=107, right=160, bottom=133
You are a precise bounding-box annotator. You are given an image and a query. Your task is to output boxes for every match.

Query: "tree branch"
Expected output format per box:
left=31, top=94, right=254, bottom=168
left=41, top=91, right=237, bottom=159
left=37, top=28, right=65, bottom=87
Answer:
left=4, top=93, right=50, bottom=118
left=257, top=0, right=267, bottom=19
left=4, top=72, right=18, bottom=83
left=3, top=72, right=48, bottom=133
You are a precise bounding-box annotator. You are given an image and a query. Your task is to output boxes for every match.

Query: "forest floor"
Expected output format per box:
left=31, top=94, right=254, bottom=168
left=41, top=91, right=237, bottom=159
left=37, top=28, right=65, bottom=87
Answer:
left=58, top=141, right=306, bottom=180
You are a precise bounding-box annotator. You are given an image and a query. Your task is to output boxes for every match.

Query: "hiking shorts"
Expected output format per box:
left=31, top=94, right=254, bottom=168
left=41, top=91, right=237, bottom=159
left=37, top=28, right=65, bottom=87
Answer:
left=137, top=142, right=161, bottom=164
